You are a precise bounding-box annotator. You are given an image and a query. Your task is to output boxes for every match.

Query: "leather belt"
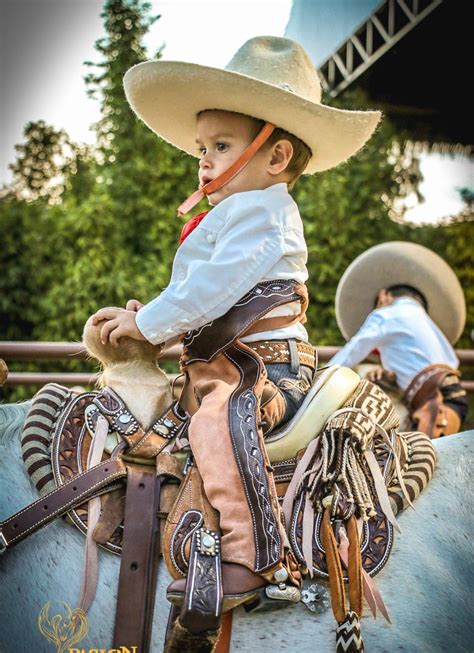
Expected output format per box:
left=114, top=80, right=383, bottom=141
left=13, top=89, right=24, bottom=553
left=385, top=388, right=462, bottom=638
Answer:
left=0, top=458, right=127, bottom=552
left=248, top=340, right=317, bottom=369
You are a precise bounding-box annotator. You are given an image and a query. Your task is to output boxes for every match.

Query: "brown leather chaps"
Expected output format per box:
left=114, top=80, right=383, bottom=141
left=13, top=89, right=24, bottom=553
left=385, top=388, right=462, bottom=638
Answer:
left=178, top=280, right=308, bottom=578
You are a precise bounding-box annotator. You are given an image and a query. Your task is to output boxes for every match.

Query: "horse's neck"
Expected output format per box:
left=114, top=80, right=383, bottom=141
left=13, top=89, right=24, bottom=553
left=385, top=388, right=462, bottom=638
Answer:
left=100, top=364, right=173, bottom=431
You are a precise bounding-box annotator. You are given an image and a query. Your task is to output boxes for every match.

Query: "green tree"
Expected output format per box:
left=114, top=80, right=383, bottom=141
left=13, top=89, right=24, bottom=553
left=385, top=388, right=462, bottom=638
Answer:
left=6, top=120, right=82, bottom=204
left=29, top=0, right=197, bottom=342
left=0, top=197, right=52, bottom=340
left=292, top=112, right=413, bottom=344
left=415, top=220, right=474, bottom=350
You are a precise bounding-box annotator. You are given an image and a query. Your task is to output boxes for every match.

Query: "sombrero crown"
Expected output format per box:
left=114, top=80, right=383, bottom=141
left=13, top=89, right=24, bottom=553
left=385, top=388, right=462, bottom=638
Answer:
left=123, top=36, right=381, bottom=173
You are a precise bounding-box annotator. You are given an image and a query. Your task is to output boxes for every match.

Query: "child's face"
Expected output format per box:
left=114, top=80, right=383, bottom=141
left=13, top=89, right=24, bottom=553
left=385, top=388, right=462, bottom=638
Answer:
left=196, top=110, right=273, bottom=205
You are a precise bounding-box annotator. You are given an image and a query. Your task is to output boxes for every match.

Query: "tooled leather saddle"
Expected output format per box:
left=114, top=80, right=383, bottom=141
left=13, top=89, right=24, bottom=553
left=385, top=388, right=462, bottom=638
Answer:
left=405, top=364, right=463, bottom=437
left=0, top=280, right=437, bottom=653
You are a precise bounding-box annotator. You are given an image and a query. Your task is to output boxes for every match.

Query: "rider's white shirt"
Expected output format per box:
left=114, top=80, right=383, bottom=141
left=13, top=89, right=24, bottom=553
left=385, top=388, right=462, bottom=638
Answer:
left=330, top=297, right=459, bottom=390
left=136, top=183, right=309, bottom=346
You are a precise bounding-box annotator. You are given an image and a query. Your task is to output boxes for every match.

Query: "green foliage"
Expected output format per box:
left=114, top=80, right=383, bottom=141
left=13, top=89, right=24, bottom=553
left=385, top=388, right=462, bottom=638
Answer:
left=414, top=220, right=474, bottom=351
left=3, top=0, right=197, bottom=343
left=292, top=115, right=412, bottom=345
left=85, top=0, right=159, bottom=157
left=0, top=197, right=53, bottom=339
left=7, top=120, right=83, bottom=204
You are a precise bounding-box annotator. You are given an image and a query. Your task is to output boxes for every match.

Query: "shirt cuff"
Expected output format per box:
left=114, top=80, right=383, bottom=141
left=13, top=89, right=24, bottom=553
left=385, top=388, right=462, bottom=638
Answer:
left=328, top=350, right=347, bottom=366
left=135, top=295, right=192, bottom=345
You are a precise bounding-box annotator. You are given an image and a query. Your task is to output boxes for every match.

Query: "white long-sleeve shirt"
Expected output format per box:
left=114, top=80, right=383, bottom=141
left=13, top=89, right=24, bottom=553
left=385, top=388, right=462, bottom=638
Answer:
left=330, top=297, right=459, bottom=390
left=136, top=183, right=309, bottom=345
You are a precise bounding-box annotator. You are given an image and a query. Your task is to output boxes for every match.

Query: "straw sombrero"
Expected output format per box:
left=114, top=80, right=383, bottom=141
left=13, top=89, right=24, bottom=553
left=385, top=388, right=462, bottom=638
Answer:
left=335, top=242, right=466, bottom=344
left=123, top=36, right=381, bottom=174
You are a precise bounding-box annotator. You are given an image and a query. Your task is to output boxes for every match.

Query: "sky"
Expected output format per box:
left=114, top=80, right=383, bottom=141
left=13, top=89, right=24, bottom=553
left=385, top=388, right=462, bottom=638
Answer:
left=285, top=0, right=380, bottom=65
left=402, top=152, right=472, bottom=225
left=1, top=0, right=472, bottom=223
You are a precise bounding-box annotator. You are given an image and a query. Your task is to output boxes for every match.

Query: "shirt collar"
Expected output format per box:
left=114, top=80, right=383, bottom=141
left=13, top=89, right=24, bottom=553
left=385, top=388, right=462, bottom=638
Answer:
left=205, top=182, right=289, bottom=216
left=392, top=297, right=423, bottom=307
left=265, top=182, right=289, bottom=193
left=374, top=296, right=423, bottom=317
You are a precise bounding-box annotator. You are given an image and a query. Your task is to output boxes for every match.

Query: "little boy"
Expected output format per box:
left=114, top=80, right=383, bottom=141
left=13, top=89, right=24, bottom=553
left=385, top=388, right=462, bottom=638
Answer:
left=331, top=241, right=467, bottom=437
left=91, top=36, right=381, bottom=596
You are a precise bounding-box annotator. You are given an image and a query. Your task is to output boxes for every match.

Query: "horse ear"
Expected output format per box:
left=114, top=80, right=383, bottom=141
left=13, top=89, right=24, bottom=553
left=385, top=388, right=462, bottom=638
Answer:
left=82, top=318, right=163, bottom=366
left=81, top=318, right=136, bottom=366
left=0, top=358, right=8, bottom=386
left=82, top=319, right=109, bottom=365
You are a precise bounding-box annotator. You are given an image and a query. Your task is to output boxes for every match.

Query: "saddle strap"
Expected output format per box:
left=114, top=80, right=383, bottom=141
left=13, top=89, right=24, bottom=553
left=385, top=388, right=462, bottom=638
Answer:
left=113, top=465, right=162, bottom=653
left=321, top=507, right=347, bottom=623
left=78, top=415, right=110, bottom=612
left=339, top=526, right=391, bottom=623
left=0, top=458, right=127, bottom=553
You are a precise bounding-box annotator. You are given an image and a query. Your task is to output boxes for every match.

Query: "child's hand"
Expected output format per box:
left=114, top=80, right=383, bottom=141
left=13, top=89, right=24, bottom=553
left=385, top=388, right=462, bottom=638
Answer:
left=366, top=366, right=396, bottom=385
left=126, top=298, right=144, bottom=312
left=90, top=307, right=147, bottom=347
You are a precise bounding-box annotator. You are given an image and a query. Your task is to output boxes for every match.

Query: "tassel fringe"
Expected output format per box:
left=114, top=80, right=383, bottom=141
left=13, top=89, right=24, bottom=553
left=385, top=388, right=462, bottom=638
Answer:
left=281, top=380, right=405, bottom=651
left=336, top=611, right=365, bottom=652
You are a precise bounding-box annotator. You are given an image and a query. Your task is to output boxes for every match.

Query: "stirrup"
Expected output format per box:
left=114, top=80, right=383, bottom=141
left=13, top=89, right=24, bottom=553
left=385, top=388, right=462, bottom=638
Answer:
left=243, top=582, right=301, bottom=613
left=178, top=527, right=223, bottom=634
left=167, top=559, right=270, bottom=612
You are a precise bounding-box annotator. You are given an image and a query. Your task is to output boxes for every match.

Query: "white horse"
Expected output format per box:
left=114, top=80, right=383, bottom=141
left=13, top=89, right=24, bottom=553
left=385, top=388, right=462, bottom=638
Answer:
left=0, top=401, right=471, bottom=653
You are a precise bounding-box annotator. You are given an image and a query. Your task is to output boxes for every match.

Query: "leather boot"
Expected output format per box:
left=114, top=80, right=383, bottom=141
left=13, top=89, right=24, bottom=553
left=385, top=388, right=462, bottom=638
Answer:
left=167, top=561, right=267, bottom=611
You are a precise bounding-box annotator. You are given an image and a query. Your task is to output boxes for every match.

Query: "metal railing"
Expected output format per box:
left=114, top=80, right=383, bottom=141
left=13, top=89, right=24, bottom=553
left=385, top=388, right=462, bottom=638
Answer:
left=1, top=341, right=473, bottom=392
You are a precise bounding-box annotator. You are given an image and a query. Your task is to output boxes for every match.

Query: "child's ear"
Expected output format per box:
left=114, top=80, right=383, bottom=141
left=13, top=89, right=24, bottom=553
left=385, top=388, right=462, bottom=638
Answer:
left=268, top=139, right=293, bottom=175
left=375, top=288, right=391, bottom=308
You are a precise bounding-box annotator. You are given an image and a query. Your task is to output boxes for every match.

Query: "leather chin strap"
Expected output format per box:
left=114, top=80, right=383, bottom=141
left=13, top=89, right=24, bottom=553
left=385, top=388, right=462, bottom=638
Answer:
left=177, top=122, right=276, bottom=216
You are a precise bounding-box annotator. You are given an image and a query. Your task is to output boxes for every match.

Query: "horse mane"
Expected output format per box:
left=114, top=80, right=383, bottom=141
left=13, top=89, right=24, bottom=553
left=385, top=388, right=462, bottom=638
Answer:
left=0, top=402, right=32, bottom=444
left=81, top=317, right=172, bottom=428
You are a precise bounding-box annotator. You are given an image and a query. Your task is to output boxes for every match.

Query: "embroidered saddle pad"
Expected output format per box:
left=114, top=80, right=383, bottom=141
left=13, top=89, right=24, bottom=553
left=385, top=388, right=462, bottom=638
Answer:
left=279, top=378, right=436, bottom=581
left=21, top=383, right=187, bottom=553
left=20, top=370, right=435, bottom=575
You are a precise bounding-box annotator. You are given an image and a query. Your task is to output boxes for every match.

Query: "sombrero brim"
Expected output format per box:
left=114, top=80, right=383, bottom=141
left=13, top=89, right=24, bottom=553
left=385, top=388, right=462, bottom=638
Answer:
left=335, top=241, right=466, bottom=343
left=123, top=61, right=381, bottom=174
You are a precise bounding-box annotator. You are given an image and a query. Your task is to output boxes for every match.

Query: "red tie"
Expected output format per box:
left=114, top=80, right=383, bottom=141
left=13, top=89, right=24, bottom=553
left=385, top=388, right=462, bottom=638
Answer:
left=178, top=211, right=209, bottom=245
